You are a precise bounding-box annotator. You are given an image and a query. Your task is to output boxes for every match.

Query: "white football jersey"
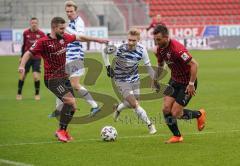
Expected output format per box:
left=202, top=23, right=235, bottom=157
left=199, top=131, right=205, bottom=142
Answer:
left=65, top=16, right=85, bottom=61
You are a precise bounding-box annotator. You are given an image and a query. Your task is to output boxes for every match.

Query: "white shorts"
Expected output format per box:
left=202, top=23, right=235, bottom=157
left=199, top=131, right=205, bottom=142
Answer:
left=65, top=59, right=85, bottom=78
left=115, top=81, right=140, bottom=99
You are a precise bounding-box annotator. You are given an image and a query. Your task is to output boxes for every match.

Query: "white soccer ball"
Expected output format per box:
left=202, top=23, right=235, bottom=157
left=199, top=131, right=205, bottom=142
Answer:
left=101, top=126, right=118, bottom=141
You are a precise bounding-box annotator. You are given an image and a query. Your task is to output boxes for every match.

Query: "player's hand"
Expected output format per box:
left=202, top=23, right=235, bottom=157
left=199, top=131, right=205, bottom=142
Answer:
left=106, top=65, right=114, bottom=78
left=18, top=66, right=25, bottom=74
left=185, top=84, right=196, bottom=96
left=151, top=79, right=160, bottom=93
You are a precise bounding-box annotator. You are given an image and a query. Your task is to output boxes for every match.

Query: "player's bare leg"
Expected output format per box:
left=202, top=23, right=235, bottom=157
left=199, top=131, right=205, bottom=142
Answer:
left=126, top=95, right=156, bottom=134
left=33, top=71, right=40, bottom=100
left=171, top=102, right=185, bottom=118
left=70, top=76, right=100, bottom=116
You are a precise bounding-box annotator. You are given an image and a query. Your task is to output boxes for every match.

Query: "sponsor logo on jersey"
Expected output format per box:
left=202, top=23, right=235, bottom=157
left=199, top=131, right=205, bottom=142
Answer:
left=181, top=52, right=189, bottom=61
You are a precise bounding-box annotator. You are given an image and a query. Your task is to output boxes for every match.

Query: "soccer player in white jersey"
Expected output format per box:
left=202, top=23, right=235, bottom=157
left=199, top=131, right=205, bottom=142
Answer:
left=102, top=28, right=157, bottom=134
left=51, top=1, right=100, bottom=117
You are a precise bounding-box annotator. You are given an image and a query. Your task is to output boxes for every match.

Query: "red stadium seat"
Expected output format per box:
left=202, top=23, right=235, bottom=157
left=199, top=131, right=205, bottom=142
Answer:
left=146, top=0, right=240, bottom=25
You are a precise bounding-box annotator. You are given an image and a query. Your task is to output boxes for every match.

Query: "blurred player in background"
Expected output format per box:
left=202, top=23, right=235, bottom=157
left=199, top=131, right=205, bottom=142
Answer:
left=102, top=28, right=158, bottom=135
left=16, top=17, right=45, bottom=100
left=52, top=0, right=100, bottom=118
left=152, top=25, right=206, bottom=143
left=146, top=14, right=166, bottom=55
left=18, top=17, right=108, bottom=142
left=146, top=14, right=166, bottom=32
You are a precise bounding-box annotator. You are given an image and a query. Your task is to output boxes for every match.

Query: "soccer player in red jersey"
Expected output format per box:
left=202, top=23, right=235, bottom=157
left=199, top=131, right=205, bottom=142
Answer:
left=152, top=25, right=206, bottom=143
left=146, top=14, right=166, bottom=55
left=16, top=17, right=45, bottom=101
left=146, top=14, right=166, bottom=32
left=18, top=17, right=108, bottom=142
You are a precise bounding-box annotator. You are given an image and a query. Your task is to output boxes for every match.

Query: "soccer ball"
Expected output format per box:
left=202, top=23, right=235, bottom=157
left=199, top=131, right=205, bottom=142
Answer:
left=101, top=126, right=118, bottom=141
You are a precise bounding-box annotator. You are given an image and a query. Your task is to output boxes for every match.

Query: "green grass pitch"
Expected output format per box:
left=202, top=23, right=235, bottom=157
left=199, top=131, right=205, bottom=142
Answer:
left=0, top=49, right=239, bottom=166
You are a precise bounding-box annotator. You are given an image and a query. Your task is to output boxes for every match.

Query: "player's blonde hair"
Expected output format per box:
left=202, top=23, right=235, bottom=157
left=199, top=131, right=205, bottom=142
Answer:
left=65, top=0, right=77, bottom=11
left=128, top=28, right=141, bottom=40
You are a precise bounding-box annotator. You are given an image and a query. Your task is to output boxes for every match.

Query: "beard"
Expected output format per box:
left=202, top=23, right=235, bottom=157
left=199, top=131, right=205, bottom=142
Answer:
left=32, top=27, right=38, bottom=31
left=56, top=33, right=64, bottom=40
left=159, top=42, right=168, bottom=48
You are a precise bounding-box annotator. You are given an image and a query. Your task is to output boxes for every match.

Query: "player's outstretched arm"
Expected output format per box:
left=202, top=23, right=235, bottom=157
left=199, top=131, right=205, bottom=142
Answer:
left=75, top=35, right=109, bottom=44
left=142, top=47, right=160, bottom=92
left=18, top=51, right=32, bottom=73
left=142, top=47, right=156, bottom=80
left=185, top=58, right=198, bottom=96
left=101, top=46, right=114, bottom=78
left=188, top=58, right=198, bottom=82
left=145, top=64, right=161, bottom=93
left=154, top=62, right=165, bottom=80
left=151, top=63, right=166, bottom=93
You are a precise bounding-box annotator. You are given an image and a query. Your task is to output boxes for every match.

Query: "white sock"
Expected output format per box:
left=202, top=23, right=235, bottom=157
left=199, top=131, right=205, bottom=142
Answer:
left=56, top=98, right=64, bottom=111
left=77, top=86, right=98, bottom=108
left=135, top=106, right=151, bottom=126
left=117, top=100, right=131, bottom=112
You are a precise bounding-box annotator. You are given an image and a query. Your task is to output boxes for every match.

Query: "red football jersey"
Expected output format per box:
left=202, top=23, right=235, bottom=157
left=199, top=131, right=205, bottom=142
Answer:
left=22, top=29, right=45, bottom=59
left=147, top=19, right=166, bottom=31
left=155, top=39, right=192, bottom=85
left=29, top=33, right=76, bottom=80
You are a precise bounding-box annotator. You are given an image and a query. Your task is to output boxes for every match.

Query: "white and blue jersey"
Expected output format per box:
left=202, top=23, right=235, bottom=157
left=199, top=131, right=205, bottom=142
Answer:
left=113, top=43, right=151, bottom=83
left=65, top=16, right=85, bottom=61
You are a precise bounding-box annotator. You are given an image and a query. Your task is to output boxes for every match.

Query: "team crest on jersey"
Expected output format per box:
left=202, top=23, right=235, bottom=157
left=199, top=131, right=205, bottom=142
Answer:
left=31, top=42, right=37, bottom=49
left=27, top=35, right=30, bottom=38
left=181, top=53, right=189, bottom=61
left=36, top=34, right=40, bottom=38
left=59, top=39, right=65, bottom=45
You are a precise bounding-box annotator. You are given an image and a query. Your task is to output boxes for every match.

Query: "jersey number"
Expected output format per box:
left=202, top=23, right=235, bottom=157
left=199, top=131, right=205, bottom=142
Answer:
left=56, top=85, right=65, bottom=94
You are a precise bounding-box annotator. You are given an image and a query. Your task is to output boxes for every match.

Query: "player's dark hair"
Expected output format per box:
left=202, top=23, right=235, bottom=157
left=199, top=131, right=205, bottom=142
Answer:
left=51, top=17, right=66, bottom=28
left=153, top=25, right=169, bottom=36
left=30, top=17, right=38, bottom=21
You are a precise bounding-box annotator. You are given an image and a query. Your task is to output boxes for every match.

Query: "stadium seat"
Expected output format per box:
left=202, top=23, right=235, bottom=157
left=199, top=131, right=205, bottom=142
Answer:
left=145, top=0, right=240, bottom=26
